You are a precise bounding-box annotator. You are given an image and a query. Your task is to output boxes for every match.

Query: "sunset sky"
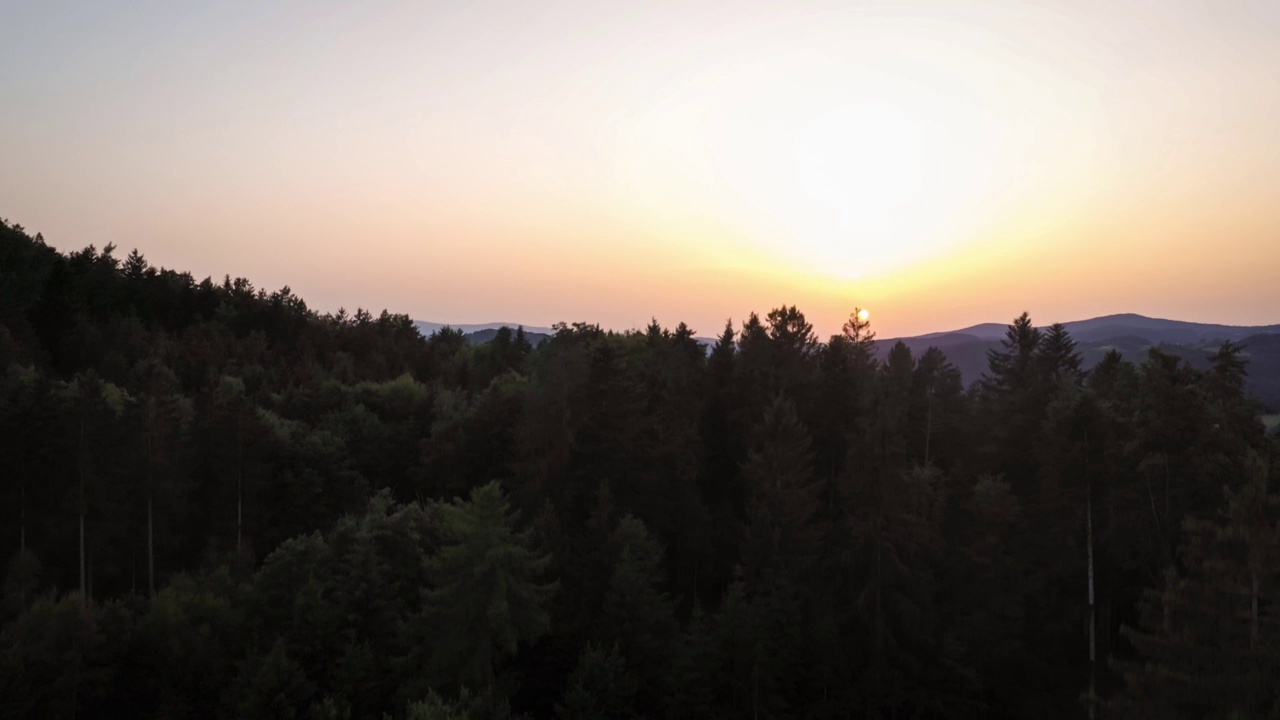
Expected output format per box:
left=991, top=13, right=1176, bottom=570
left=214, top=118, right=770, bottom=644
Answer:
left=3, top=0, right=1278, bottom=338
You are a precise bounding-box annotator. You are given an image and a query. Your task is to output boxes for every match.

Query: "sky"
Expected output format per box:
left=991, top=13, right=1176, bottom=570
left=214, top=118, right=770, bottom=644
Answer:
left=3, top=0, right=1279, bottom=338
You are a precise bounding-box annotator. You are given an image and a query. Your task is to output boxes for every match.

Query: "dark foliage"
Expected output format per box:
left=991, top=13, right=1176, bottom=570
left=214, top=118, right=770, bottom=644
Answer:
left=1, top=219, right=1277, bottom=718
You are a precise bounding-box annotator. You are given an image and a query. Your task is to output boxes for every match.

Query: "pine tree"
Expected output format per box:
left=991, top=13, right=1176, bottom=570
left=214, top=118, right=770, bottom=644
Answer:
left=983, top=312, right=1043, bottom=396
left=427, top=481, right=558, bottom=713
left=1116, top=456, right=1280, bottom=718
left=981, top=313, right=1048, bottom=496
left=910, top=346, right=964, bottom=467
left=598, top=517, right=677, bottom=714
left=556, top=644, right=637, bottom=720
left=740, top=396, right=821, bottom=587
left=841, top=307, right=876, bottom=354
left=227, top=639, right=316, bottom=719
left=1037, top=323, right=1084, bottom=383
left=665, top=604, right=715, bottom=719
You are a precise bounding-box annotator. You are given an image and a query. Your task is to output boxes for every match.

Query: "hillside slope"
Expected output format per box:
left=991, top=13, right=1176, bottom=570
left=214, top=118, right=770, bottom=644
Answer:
left=878, top=314, right=1280, bottom=410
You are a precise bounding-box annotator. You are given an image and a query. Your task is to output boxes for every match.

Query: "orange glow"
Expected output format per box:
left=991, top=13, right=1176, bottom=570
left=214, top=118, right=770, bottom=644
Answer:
left=2, top=1, right=1278, bottom=337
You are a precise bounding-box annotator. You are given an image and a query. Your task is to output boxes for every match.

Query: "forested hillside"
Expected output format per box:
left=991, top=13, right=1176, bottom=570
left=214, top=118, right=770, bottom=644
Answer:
left=877, top=319, right=1280, bottom=412
left=2, top=218, right=1278, bottom=719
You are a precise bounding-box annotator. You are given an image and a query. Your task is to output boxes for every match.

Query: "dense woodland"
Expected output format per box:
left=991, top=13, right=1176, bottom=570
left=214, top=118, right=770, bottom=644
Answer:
left=2, top=217, right=1278, bottom=719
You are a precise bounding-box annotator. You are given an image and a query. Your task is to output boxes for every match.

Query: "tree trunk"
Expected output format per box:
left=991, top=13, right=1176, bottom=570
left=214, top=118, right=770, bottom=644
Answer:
left=924, top=384, right=933, bottom=466
left=79, top=510, right=86, bottom=607
left=147, top=493, right=155, bottom=598
left=1251, top=570, right=1260, bottom=651
left=753, top=668, right=759, bottom=720
left=875, top=536, right=884, bottom=655
left=236, top=423, right=243, bottom=553
left=1087, top=482, right=1096, bottom=720
left=79, top=418, right=87, bottom=608
left=1251, top=569, right=1260, bottom=712
left=147, top=420, right=156, bottom=598
left=19, top=481, right=26, bottom=609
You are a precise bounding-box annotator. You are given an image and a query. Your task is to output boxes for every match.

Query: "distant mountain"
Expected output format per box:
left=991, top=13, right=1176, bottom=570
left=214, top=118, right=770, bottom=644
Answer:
left=414, top=320, right=717, bottom=347
left=1058, top=313, right=1280, bottom=344
left=414, top=321, right=557, bottom=338
left=462, top=327, right=553, bottom=346
left=877, top=314, right=1280, bottom=411
left=908, top=314, right=1280, bottom=348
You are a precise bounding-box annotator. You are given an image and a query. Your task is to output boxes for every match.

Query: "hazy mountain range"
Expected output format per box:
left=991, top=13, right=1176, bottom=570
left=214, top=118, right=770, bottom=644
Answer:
left=414, top=321, right=557, bottom=346
left=876, top=314, right=1280, bottom=412
left=416, top=314, right=1280, bottom=411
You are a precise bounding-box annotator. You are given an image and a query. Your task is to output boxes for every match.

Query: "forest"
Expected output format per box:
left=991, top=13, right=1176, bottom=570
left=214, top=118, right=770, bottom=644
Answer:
left=2, top=217, right=1278, bottom=719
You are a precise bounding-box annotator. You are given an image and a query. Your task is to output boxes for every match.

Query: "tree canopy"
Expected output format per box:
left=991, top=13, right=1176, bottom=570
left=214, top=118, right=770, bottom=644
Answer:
left=1, top=218, right=1277, bottom=718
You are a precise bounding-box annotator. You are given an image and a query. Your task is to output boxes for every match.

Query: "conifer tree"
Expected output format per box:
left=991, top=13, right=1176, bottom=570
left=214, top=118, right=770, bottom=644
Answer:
left=981, top=313, right=1049, bottom=495
left=556, top=644, right=637, bottom=720
left=1038, top=323, right=1084, bottom=383
left=740, top=395, right=821, bottom=587
left=598, top=516, right=677, bottom=713
left=1117, top=456, right=1280, bottom=718
left=427, top=481, right=558, bottom=713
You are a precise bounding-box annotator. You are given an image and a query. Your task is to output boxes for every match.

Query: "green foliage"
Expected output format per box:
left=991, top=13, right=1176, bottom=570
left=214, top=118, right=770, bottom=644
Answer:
left=400, top=689, right=486, bottom=720
left=228, top=639, right=316, bottom=720
left=427, top=482, right=557, bottom=708
left=740, top=395, right=821, bottom=586
left=556, top=644, right=637, bottom=720
left=1115, top=457, right=1280, bottom=718
left=0, top=593, right=106, bottom=717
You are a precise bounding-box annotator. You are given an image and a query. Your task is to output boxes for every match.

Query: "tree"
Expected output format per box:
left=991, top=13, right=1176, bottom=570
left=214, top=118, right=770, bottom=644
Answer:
left=983, top=312, right=1043, bottom=396
left=981, top=313, right=1048, bottom=496
left=556, top=644, right=637, bottom=720
left=62, top=371, right=131, bottom=604
left=740, top=396, right=821, bottom=587
left=131, top=362, right=191, bottom=597
left=841, top=307, right=876, bottom=354
left=1116, top=456, right=1280, bottom=718
left=910, top=346, right=965, bottom=468
left=0, top=593, right=108, bottom=717
left=227, top=639, right=316, bottom=720
left=427, top=481, right=558, bottom=713
left=598, top=517, right=677, bottom=714
left=765, top=305, right=817, bottom=397
left=1038, top=323, right=1084, bottom=383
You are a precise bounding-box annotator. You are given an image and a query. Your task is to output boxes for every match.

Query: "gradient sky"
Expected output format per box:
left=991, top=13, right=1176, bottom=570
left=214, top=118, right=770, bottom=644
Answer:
left=3, top=0, right=1278, bottom=338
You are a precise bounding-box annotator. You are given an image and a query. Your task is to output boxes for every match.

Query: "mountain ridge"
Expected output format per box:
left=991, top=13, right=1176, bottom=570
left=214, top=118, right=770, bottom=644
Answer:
left=876, top=313, right=1280, bottom=411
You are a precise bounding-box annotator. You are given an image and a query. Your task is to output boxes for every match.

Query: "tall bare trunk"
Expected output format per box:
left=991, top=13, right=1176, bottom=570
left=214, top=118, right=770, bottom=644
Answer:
left=236, top=423, right=243, bottom=553
left=1251, top=569, right=1260, bottom=711
left=1251, top=570, right=1260, bottom=653
left=147, top=423, right=155, bottom=598
left=875, top=536, right=884, bottom=654
left=924, top=384, right=933, bottom=466
left=79, top=511, right=86, bottom=607
left=79, top=418, right=87, bottom=608
left=753, top=670, right=759, bottom=720
left=19, top=481, right=26, bottom=609
left=1087, top=482, right=1096, bottom=720
left=147, top=493, right=155, bottom=598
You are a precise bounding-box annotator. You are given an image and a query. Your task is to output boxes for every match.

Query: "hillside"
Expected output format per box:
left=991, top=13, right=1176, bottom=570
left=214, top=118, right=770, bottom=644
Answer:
left=414, top=320, right=716, bottom=347
left=461, top=327, right=553, bottom=346
left=878, top=314, right=1280, bottom=410
left=413, top=320, right=558, bottom=338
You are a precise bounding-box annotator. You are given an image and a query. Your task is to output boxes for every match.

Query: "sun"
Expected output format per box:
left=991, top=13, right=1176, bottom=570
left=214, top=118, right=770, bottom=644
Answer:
left=857, top=308, right=870, bottom=323
left=622, top=63, right=1001, bottom=280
